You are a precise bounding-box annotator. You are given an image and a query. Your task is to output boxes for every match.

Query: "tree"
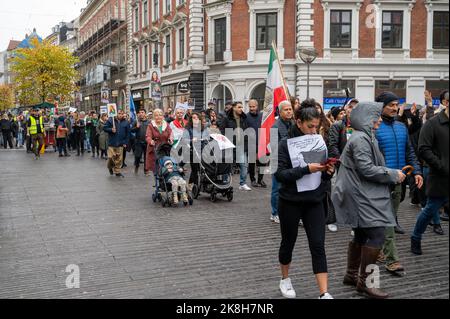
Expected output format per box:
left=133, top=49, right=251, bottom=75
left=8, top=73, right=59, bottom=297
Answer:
left=10, top=38, right=79, bottom=106
left=0, top=84, right=15, bottom=111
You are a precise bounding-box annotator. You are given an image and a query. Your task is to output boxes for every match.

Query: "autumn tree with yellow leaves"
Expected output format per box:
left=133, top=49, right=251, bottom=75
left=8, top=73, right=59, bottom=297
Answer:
left=10, top=38, right=79, bottom=106
left=0, top=84, right=15, bottom=111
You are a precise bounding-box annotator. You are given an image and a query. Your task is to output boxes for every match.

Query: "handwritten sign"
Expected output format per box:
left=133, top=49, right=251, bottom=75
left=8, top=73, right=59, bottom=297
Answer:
left=287, top=134, right=327, bottom=193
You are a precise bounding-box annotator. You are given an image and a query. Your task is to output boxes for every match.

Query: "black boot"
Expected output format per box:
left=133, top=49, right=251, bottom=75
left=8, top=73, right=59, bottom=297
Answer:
left=394, top=216, right=405, bottom=234
left=343, top=241, right=361, bottom=286
left=411, top=237, right=422, bottom=255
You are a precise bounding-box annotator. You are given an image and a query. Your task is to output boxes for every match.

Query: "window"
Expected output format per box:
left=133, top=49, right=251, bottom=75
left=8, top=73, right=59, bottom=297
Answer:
left=214, top=18, right=226, bottom=61
left=177, top=0, right=185, bottom=6
left=143, top=1, right=148, bottom=27
left=375, top=80, right=407, bottom=102
left=144, top=45, right=149, bottom=71
left=135, top=49, right=139, bottom=74
left=134, top=7, right=139, bottom=32
left=165, top=0, right=171, bottom=15
left=153, top=44, right=159, bottom=67
left=165, top=34, right=171, bottom=65
left=323, top=80, right=356, bottom=110
left=330, top=10, right=352, bottom=48
left=256, top=13, right=277, bottom=50
left=153, top=0, right=159, bottom=21
left=382, top=11, right=403, bottom=48
left=179, top=28, right=185, bottom=61
left=433, top=11, right=449, bottom=49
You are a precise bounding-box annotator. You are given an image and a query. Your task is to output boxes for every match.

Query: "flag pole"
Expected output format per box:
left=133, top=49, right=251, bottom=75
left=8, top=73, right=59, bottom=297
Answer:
left=272, top=41, right=291, bottom=100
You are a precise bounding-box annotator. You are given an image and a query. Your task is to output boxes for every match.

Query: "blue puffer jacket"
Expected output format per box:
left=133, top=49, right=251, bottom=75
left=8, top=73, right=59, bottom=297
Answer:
left=376, top=117, right=421, bottom=174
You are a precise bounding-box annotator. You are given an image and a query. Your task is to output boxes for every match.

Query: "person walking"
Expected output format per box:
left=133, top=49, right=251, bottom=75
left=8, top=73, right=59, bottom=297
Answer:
left=0, top=114, right=14, bottom=149
left=103, top=109, right=130, bottom=178
left=246, top=99, right=266, bottom=188
left=97, top=113, right=109, bottom=160
left=411, top=90, right=449, bottom=255
left=332, top=101, right=406, bottom=299
left=87, top=112, right=100, bottom=158
left=27, top=108, right=46, bottom=159
left=73, top=112, right=85, bottom=156
left=131, top=108, right=150, bottom=175
left=56, top=115, right=70, bottom=157
left=375, top=91, right=423, bottom=276
left=270, top=100, right=294, bottom=224
left=275, top=102, right=336, bottom=300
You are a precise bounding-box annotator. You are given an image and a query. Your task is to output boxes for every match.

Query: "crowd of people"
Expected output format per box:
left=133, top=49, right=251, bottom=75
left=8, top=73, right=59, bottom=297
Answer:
left=1, top=89, right=448, bottom=300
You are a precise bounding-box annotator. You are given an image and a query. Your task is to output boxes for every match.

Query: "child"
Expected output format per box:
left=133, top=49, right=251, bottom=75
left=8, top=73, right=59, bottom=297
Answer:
left=161, top=156, right=188, bottom=204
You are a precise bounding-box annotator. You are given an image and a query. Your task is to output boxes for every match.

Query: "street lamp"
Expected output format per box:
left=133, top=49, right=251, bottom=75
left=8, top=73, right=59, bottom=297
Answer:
left=297, top=47, right=318, bottom=99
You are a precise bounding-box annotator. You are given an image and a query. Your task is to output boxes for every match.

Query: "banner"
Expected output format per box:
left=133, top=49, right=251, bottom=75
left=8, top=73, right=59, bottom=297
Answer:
left=107, top=103, right=118, bottom=118
left=150, top=69, right=162, bottom=101
left=101, top=89, right=110, bottom=104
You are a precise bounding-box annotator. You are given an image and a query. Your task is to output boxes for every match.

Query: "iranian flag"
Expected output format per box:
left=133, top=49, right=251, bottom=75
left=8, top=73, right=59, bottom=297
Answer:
left=258, top=43, right=289, bottom=159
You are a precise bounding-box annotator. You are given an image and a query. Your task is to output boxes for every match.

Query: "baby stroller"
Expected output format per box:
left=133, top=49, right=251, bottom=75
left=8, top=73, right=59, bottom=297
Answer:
left=152, top=143, right=194, bottom=207
left=191, top=138, right=234, bottom=202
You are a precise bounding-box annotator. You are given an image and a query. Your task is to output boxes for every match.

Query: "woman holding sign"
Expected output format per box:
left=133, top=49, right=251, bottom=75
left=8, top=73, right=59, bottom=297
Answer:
left=275, top=99, right=336, bottom=300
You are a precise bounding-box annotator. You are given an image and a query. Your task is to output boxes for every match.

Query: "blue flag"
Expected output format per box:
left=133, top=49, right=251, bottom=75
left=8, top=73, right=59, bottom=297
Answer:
left=129, top=95, right=137, bottom=123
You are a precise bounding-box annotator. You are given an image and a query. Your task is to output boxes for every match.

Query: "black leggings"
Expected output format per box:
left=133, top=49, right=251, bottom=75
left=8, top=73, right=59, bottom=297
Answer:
left=278, top=198, right=327, bottom=274
left=352, top=227, right=385, bottom=249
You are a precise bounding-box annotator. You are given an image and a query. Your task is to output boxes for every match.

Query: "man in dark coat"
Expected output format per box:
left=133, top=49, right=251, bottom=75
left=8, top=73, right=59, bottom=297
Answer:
left=246, top=99, right=266, bottom=188
left=411, top=90, right=449, bottom=255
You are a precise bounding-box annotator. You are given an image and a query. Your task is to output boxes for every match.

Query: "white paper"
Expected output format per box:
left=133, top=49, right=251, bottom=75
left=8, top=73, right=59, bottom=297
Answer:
left=210, top=134, right=236, bottom=150
left=68, top=107, right=77, bottom=113
left=287, top=134, right=327, bottom=193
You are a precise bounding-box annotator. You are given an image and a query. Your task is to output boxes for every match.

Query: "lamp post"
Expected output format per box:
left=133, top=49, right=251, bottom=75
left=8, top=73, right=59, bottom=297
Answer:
left=297, top=47, right=318, bottom=99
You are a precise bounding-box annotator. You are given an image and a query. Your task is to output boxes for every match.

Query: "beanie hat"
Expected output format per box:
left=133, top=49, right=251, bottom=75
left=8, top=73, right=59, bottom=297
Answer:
left=375, top=91, right=399, bottom=108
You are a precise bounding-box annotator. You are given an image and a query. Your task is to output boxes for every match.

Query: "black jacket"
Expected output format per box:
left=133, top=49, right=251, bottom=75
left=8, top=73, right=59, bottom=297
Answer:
left=131, top=119, right=149, bottom=143
left=220, top=110, right=249, bottom=154
left=328, top=117, right=349, bottom=159
left=418, top=110, right=449, bottom=198
left=0, top=119, right=12, bottom=131
left=275, top=125, right=333, bottom=203
left=246, top=111, right=262, bottom=144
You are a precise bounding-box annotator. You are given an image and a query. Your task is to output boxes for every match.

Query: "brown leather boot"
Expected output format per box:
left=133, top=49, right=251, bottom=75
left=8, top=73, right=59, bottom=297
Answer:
left=343, top=241, right=361, bottom=286
left=356, top=246, right=389, bottom=299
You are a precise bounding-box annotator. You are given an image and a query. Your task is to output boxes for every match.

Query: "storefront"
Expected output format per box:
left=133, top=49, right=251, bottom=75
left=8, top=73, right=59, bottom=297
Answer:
left=161, top=81, right=191, bottom=110
left=323, top=79, right=356, bottom=111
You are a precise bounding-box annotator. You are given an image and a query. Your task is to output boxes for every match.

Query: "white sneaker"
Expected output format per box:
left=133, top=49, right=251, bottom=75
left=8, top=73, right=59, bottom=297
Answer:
left=279, top=278, right=296, bottom=299
left=270, top=215, right=280, bottom=224
left=350, top=230, right=355, bottom=237
left=239, top=184, right=252, bottom=191
left=327, top=224, right=338, bottom=232
left=319, top=292, right=334, bottom=299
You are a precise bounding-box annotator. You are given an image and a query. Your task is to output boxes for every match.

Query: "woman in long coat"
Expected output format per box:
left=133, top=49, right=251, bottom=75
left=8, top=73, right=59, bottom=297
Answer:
left=97, top=113, right=109, bottom=159
left=145, top=108, right=173, bottom=173
left=332, top=101, right=405, bottom=299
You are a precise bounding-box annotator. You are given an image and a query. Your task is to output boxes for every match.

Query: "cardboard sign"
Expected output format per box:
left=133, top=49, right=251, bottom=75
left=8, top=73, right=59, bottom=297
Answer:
left=100, top=105, right=108, bottom=115
left=107, top=103, right=118, bottom=118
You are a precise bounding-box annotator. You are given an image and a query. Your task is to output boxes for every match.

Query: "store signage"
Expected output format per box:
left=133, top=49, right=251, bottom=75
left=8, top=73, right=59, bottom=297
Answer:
left=177, top=81, right=190, bottom=94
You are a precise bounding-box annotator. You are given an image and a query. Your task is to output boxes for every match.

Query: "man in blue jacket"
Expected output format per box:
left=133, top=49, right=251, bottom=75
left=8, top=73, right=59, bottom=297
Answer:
left=104, top=109, right=130, bottom=178
left=375, top=92, right=424, bottom=276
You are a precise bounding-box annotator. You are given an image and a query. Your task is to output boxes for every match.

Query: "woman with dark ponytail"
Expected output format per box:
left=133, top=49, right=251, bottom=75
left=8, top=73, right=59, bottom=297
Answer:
left=275, top=98, right=336, bottom=299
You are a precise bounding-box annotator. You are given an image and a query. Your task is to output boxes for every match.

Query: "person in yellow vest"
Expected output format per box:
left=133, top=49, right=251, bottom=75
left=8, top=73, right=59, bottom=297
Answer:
left=27, top=108, right=46, bottom=159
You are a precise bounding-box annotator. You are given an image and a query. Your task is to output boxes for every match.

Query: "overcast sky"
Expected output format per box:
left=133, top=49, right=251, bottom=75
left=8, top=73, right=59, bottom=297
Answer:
left=0, top=0, right=87, bottom=51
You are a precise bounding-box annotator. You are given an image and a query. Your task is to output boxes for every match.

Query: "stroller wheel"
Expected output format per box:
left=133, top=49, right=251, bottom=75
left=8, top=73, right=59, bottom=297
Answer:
left=192, top=184, right=200, bottom=199
left=157, top=193, right=163, bottom=202
left=152, top=193, right=157, bottom=203
left=210, top=193, right=217, bottom=203
left=189, top=198, right=194, bottom=206
left=227, top=192, right=234, bottom=202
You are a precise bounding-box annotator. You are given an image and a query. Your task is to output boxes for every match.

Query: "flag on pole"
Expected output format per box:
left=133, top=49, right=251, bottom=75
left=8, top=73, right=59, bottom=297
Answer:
left=258, top=43, right=289, bottom=159
left=129, top=95, right=137, bottom=124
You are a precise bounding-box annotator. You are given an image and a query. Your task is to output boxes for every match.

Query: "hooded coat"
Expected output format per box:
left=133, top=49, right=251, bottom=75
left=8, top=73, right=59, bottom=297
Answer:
left=332, top=102, right=400, bottom=228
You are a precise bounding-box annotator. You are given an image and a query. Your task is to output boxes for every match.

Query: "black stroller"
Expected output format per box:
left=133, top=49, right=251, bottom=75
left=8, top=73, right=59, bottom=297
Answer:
left=152, top=143, right=194, bottom=207
left=191, top=138, right=234, bottom=202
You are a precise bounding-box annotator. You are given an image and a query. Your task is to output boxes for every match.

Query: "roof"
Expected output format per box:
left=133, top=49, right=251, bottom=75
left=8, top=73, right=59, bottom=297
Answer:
left=7, top=40, right=20, bottom=51
left=17, top=30, right=43, bottom=49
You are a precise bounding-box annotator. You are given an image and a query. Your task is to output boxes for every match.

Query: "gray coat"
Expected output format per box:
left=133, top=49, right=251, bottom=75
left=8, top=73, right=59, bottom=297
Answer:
left=332, top=102, right=399, bottom=228
left=97, top=120, right=108, bottom=151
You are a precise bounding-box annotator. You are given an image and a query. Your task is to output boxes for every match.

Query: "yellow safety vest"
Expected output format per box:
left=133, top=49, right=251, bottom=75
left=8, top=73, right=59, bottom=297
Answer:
left=29, top=116, right=44, bottom=135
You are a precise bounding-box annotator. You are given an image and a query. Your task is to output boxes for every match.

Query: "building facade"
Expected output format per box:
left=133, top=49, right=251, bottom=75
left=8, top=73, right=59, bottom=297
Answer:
left=297, top=0, right=449, bottom=110
left=76, top=0, right=128, bottom=112
left=127, top=0, right=206, bottom=111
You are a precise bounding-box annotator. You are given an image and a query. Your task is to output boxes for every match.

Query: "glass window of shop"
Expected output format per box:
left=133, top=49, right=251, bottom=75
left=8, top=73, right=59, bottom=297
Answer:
left=375, top=80, right=406, bottom=104
left=426, top=80, right=449, bottom=106
left=323, top=79, right=356, bottom=111
left=161, top=83, right=190, bottom=110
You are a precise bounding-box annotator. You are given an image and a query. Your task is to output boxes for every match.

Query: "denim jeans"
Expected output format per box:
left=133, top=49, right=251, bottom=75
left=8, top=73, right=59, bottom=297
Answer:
left=84, top=137, right=91, bottom=152
left=422, top=167, right=441, bottom=225
left=412, top=196, right=449, bottom=241
left=236, top=152, right=248, bottom=186
left=271, top=175, right=279, bottom=217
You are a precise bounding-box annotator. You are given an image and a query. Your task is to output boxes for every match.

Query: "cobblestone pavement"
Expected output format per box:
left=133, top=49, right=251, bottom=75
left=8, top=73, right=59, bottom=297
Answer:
left=0, top=149, right=448, bottom=299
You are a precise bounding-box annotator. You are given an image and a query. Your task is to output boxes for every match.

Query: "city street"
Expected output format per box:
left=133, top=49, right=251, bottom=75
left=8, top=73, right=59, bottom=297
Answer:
left=0, top=149, right=448, bottom=299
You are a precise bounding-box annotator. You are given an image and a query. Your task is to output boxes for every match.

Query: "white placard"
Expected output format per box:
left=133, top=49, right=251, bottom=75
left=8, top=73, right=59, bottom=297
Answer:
left=100, top=105, right=108, bottom=115
left=287, top=134, right=327, bottom=193
left=210, top=134, right=236, bottom=151
left=68, top=107, right=77, bottom=113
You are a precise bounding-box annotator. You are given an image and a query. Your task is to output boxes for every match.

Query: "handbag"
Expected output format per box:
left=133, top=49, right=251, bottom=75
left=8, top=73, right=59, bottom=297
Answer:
left=324, top=191, right=337, bottom=225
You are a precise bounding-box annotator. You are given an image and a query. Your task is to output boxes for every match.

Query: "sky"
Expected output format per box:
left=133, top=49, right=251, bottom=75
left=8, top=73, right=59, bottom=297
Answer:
left=0, top=0, right=87, bottom=51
